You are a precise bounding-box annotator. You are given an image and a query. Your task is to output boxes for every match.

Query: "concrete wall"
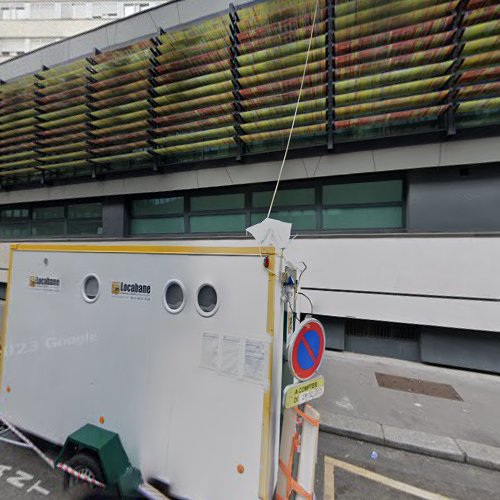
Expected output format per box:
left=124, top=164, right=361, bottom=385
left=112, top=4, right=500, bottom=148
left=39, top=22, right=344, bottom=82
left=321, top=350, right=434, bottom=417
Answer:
left=408, top=165, right=500, bottom=232
left=102, top=199, right=127, bottom=238
left=421, top=327, right=500, bottom=373
left=345, top=336, right=420, bottom=362
left=0, top=19, right=106, bottom=39
left=318, top=315, right=345, bottom=350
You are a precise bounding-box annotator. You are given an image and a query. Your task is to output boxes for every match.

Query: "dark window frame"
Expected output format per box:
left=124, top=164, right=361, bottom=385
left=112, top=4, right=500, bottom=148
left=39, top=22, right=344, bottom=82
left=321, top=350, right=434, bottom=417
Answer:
left=0, top=200, right=103, bottom=239
left=127, top=174, right=407, bottom=237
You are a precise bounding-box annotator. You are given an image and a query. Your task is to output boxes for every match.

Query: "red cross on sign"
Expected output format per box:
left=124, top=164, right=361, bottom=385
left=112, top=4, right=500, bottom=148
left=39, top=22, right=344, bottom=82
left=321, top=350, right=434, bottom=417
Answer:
left=287, top=318, right=326, bottom=381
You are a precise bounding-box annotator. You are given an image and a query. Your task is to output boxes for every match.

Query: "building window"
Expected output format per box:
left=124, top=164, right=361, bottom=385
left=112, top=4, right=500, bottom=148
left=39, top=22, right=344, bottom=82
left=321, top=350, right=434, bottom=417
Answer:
left=0, top=208, right=30, bottom=238
left=1, top=4, right=27, bottom=20
left=128, top=178, right=405, bottom=236
left=190, top=213, right=247, bottom=233
left=32, top=206, right=66, bottom=237
left=189, top=193, right=246, bottom=233
left=68, top=203, right=103, bottom=235
left=31, top=2, right=56, bottom=19
left=124, top=3, right=152, bottom=16
left=0, top=203, right=103, bottom=239
left=322, top=180, right=404, bottom=230
left=93, top=2, right=118, bottom=18
left=251, top=187, right=317, bottom=230
left=61, top=2, right=88, bottom=19
left=0, top=38, right=25, bottom=54
left=130, top=196, right=185, bottom=235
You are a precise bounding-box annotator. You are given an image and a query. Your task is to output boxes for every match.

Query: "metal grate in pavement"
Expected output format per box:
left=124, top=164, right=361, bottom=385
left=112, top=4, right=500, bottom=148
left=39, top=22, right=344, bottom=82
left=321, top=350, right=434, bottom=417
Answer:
left=375, top=372, right=463, bottom=401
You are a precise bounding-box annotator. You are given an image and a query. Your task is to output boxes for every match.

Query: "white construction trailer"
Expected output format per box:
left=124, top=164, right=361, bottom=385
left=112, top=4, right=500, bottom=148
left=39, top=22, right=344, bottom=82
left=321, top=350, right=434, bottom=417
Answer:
left=0, top=243, right=285, bottom=499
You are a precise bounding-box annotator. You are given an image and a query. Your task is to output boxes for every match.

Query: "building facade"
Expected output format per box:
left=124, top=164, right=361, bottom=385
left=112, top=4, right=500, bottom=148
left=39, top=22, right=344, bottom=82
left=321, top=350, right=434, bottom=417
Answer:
left=0, top=1, right=165, bottom=63
left=0, top=0, right=499, bottom=373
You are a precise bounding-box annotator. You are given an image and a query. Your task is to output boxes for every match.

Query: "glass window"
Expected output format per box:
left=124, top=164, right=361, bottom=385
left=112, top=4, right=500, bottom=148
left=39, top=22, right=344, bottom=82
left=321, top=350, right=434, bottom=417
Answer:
left=196, top=284, right=218, bottom=316
left=61, top=2, right=87, bottom=18
left=0, top=38, right=25, bottom=53
left=132, top=197, right=184, bottom=217
left=68, top=220, right=103, bottom=236
left=252, top=188, right=315, bottom=208
left=1, top=208, right=29, bottom=220
left=61, top=3, right=72, bottom=18
left=31, top=2, right=56, bottom=19
left=32, top=221, right=66, bottom=236
left=124, top=3, right=151, bottom=16
left=68, top=203, right=102, bottom=219
left=323, top=180, right=403, bottom=205
left=164, top=280, right=185, bottom=313
left=0, top=224, right=30, bottom=238
left=0, top=203, right=104, bottom=238
left=32, top=206, right=65, bottom=220
left=322, top=207, right=403, bottom=230
left=1, top=4, right=27, bottom=20
left=82, top=275, right=100, bottom=302
left=93, top=1, right=118, bottom=18
left=190, top=214, right=246, bottom=233
left=130, top=217, right=184, bottom=235
left=191, top=193, right=244, bottom=212
left=124, top=3, right=136, bottom=16
left=252, top=210, right=316, bottom=230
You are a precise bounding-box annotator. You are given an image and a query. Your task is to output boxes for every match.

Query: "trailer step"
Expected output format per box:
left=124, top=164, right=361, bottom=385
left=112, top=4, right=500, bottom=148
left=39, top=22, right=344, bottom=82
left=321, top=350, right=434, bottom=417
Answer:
left=138, top=482, right=172, bottom=500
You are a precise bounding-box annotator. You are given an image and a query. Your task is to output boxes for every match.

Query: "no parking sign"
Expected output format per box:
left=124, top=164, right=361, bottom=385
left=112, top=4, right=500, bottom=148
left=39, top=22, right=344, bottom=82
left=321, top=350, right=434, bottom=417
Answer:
left=287, top=317, right=326, bottom=381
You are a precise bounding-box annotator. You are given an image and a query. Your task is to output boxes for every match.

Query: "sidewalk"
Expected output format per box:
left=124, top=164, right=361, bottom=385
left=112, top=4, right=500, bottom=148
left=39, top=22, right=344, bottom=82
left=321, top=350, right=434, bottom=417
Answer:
left=316, top=351, right=500, bottom=471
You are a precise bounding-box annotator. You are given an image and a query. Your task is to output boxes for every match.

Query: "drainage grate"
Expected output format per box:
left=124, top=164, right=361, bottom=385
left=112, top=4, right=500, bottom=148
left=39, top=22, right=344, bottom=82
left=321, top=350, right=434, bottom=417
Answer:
left=375, top=372, right=463, bottom=401
left=346, top=319, right=419, bottom=341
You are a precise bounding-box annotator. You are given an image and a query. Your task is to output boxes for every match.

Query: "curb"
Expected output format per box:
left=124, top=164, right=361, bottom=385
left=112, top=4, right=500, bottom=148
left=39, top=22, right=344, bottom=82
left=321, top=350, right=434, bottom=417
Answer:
left=319, top=414, right=500, bottom=472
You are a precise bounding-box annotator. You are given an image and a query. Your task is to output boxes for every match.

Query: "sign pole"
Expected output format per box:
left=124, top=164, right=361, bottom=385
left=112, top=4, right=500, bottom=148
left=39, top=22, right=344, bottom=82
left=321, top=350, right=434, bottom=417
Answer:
left=284, top=317, right=326, bottom=499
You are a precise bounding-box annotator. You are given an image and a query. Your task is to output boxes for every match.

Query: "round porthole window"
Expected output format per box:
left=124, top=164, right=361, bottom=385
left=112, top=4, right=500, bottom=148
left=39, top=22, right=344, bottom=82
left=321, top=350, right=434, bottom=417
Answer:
left=196, top=283, right=219, bottom=317
left=163, top=280, right=186, bottom=314
left=82, top=274, right=100, bottom=303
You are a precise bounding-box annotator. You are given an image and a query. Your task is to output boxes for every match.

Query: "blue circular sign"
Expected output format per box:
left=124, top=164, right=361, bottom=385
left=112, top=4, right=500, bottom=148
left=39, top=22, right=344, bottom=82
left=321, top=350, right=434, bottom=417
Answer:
left=288, top=318, right=325, bottom=381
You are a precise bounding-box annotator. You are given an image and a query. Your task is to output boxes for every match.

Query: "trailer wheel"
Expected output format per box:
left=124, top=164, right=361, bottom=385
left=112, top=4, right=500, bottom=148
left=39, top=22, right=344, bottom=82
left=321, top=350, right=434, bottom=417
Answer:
left=63, top=453, right=105, bottom=490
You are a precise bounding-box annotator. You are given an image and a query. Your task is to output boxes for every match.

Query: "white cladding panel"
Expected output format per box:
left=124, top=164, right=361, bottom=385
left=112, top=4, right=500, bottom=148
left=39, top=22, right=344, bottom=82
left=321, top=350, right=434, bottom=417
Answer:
left=1, top=247, right=280, bottom=500
left=286, top=237, right=500, bottom=331
left=288, top=236, right=500, bottom=332
left=289, top=238, right=500, bottom=298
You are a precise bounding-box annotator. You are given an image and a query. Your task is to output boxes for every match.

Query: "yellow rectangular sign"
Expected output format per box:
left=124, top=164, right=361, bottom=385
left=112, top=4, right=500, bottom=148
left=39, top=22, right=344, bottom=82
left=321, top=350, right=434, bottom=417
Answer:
left=284, top=375, right=324, bottom=409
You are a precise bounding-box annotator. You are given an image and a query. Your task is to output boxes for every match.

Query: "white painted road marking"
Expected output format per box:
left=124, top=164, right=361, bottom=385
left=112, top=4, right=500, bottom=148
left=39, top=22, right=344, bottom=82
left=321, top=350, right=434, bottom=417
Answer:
left=0, top=464, right=50, bottom=496
left=324, top=456, right=454, bottom=500
left=7, top=470, right=34, bottom=488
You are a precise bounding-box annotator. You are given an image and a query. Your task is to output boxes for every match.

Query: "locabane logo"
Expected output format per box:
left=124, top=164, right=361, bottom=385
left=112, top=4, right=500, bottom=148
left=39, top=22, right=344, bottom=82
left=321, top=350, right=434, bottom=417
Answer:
left=28, top=275, right=61, bottom=292
left=111, top=281, right=151, bottom=301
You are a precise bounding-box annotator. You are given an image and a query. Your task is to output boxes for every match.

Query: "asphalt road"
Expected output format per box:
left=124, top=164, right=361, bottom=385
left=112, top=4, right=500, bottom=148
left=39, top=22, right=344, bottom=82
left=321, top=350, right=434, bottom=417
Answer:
left=0, top=438, right=100, bottom=500
left=0, top=438, right=64, bottom=499
left=2, top=432, right=500, bottom=499
left=316, top=432, right=500, bottom=500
